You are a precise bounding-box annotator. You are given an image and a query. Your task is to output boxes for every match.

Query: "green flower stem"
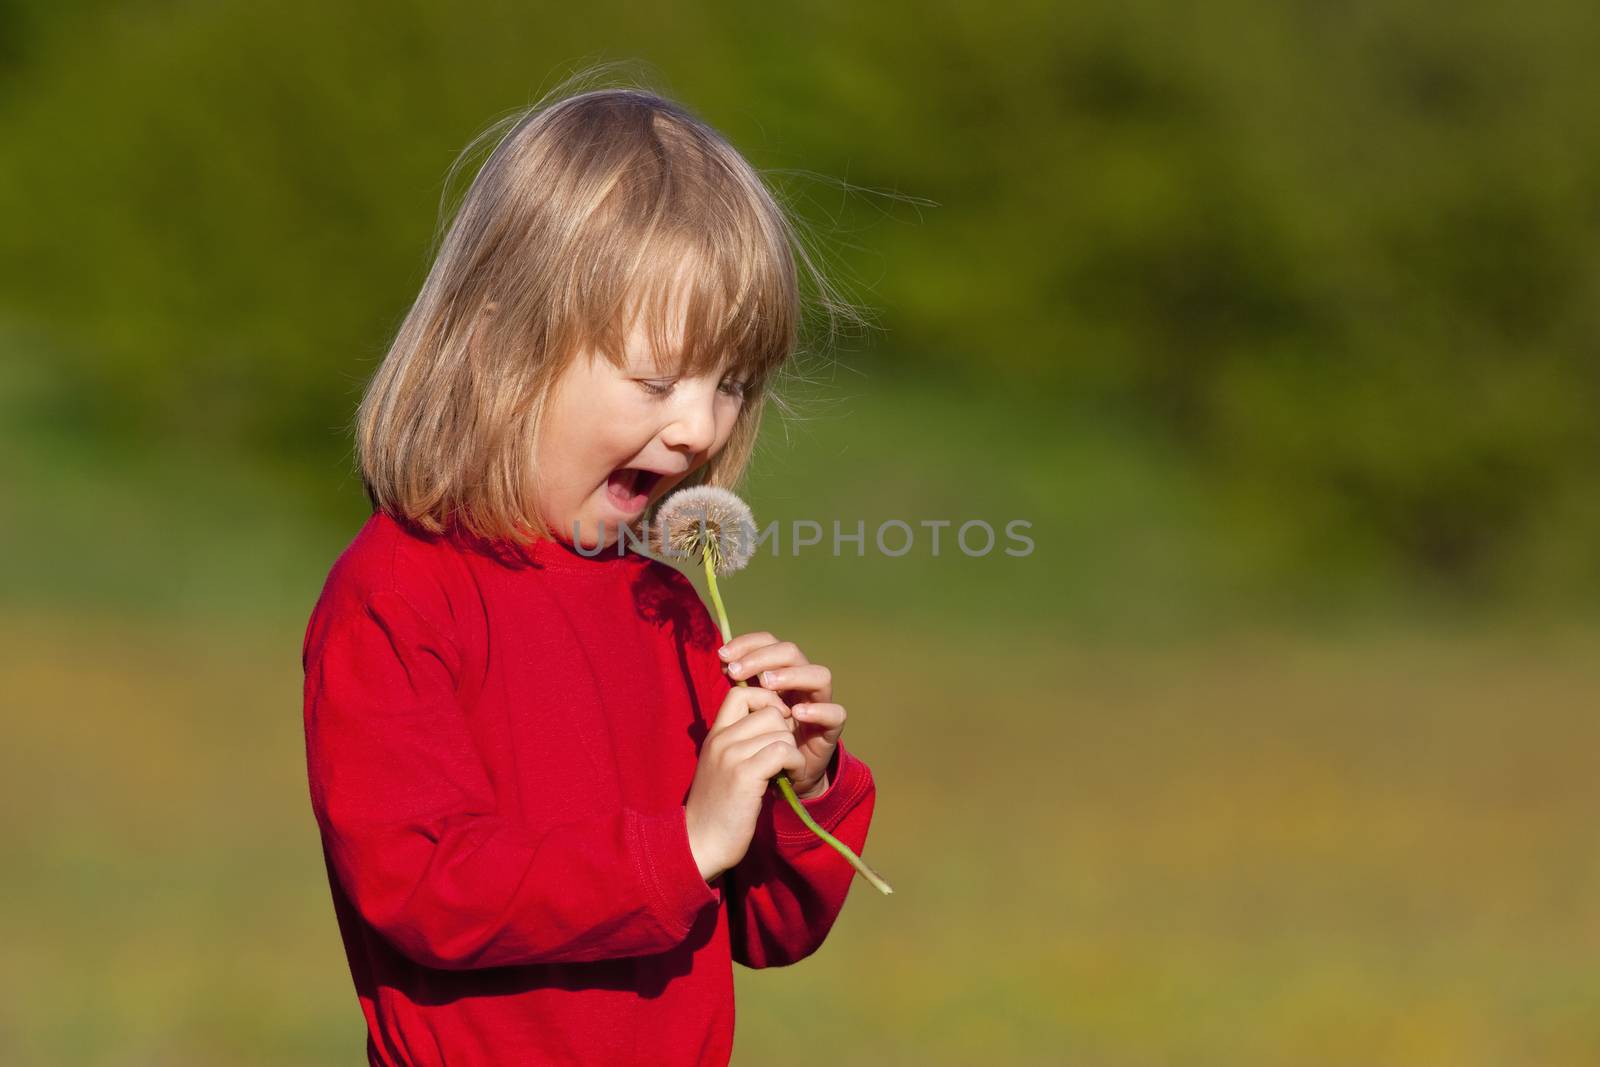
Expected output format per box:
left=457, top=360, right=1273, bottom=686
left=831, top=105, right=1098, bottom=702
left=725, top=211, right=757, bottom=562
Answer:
left=702, top=551, right=893, bottom=896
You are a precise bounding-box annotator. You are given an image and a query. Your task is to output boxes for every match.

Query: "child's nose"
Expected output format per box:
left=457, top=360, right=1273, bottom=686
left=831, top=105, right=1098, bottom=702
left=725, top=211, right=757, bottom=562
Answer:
left=660, top=392, right=718, bottom=454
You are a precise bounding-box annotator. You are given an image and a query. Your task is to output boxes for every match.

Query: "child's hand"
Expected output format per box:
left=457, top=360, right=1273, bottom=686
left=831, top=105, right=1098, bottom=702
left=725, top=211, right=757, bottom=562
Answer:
left=718, top=632, right=844, bottom=801
left=684, top=685, right=805, bottom=882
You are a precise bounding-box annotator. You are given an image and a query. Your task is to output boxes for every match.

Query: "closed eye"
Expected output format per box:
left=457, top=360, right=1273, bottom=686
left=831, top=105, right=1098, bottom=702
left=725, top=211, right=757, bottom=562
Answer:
left=634, top=376, right=748, bottom=399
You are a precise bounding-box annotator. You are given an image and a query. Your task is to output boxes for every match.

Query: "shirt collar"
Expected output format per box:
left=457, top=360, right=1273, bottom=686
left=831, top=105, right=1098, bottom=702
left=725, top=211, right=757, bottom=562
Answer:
left=447, top=521, right=659, bottom=574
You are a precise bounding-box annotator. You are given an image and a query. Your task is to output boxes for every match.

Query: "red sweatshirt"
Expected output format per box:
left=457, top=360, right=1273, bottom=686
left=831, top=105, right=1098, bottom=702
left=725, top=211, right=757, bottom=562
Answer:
left=300, top=509, right=877, bottom=1066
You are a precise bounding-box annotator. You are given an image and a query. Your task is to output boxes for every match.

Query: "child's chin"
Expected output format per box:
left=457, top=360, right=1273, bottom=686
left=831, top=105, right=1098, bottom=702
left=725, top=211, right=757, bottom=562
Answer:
left=567, top=512, right=638, bottom=548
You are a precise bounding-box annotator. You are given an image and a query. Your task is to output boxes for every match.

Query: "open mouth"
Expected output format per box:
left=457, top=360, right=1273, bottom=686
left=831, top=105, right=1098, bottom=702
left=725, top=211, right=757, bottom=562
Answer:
left=604, top=467, right=665, bottom=513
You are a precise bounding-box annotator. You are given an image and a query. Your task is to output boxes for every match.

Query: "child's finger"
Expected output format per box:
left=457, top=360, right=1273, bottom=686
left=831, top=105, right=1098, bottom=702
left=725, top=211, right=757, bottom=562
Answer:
left=716, top=631, right=776, bottom=664
left=793, top=702, right=847, bottom=738
left=725, top=727, right=800, bottom=766
left=709, top=683, right=787, bottom=734
left=746, top=663, right=831, bottom=702
left=723, top=640, right=809, bottom=681
left=718, top=704, right=794, bottom=746
left=750, top=735, right=807, bottom=783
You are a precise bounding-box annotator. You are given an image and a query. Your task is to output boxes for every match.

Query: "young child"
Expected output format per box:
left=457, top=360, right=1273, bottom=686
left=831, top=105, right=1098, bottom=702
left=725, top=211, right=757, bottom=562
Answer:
left=300, top=84, right=877, bottom=1066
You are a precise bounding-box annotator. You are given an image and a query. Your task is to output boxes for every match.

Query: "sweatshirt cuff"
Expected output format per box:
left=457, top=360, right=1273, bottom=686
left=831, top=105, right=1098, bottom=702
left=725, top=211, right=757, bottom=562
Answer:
left=628, top=806, right=722, bottom=940
left=773, top=740, right=872, bottom=848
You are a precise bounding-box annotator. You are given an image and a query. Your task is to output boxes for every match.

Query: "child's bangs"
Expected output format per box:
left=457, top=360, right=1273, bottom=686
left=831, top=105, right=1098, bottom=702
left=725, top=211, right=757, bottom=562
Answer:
left=586, top=221, right=793, bottom=391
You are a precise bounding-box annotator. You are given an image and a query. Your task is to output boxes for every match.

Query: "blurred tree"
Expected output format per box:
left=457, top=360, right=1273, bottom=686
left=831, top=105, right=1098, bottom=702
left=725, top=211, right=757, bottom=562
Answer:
left=1, top=0, right=1596, bottom=594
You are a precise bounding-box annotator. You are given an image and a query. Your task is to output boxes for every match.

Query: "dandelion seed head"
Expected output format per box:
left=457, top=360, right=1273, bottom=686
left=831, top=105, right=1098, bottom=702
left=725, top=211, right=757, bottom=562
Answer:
left=654, top=485, right=758, bottom=575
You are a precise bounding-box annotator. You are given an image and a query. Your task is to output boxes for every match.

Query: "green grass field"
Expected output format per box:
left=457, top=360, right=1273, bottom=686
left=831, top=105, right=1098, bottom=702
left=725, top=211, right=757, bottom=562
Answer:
left=4, top=373, right=1598, bottom=1065
left=5, top=612, right=1598, bottom=1065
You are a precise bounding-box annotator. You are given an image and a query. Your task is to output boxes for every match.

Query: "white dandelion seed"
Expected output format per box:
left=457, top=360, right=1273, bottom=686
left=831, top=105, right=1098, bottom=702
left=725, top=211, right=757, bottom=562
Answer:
left=653, top=485, right=758, bottom=576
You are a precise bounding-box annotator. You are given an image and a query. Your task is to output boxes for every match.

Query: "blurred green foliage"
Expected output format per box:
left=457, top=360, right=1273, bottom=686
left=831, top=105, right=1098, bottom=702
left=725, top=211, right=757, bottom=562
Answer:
left=2, top=0, right=1597, bottom=605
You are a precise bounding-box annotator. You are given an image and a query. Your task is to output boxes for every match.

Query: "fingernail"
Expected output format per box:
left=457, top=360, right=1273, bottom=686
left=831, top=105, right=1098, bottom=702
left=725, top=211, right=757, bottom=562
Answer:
left=760, top=671, right=778, bottom=686
left=718, top=646, right=735, bottom=659
left=727, top=661, right=741, bottom=675
left=795, top=705, right=810, bottom=717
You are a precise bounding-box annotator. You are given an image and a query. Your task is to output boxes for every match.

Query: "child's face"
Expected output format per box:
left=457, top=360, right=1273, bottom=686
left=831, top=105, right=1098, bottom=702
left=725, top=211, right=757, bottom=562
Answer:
left=534, top=305, right=747, bottom=549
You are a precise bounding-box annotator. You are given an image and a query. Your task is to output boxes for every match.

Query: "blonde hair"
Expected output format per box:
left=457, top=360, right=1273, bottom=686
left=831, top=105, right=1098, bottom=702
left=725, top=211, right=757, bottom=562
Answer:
left=354, top=70, right=866, bottom=547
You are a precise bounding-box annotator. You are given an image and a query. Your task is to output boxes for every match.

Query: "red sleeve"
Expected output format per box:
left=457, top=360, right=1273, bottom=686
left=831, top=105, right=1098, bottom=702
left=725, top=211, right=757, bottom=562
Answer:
left=721, top=736, right=878, bottom=969
left=302, top=586, right=720, bottom=971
